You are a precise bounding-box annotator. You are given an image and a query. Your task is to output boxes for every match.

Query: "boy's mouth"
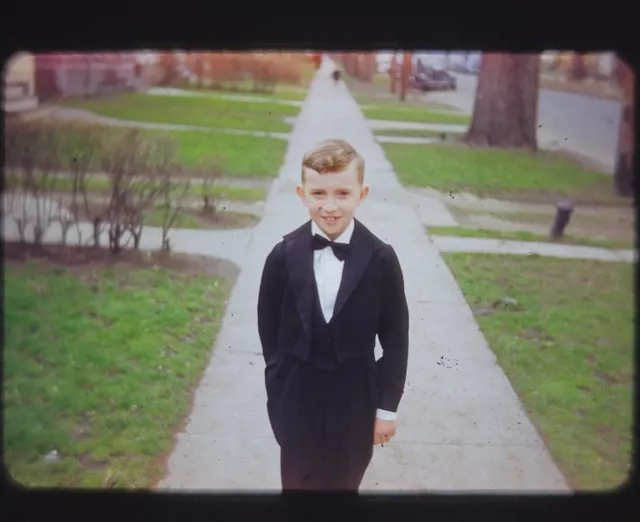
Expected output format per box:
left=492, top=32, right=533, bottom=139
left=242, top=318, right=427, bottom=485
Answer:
left=322, top=216, right=340, bottom=225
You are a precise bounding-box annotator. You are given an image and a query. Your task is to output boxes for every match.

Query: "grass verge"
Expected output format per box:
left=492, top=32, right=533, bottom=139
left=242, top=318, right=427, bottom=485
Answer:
left=4, top=244, right=238, bottom=488
left=7, top=121, right=287, bottom=179
left=442, top=253, right=633, bottom=490
left=4, top=173, right=267, bottom=203
left=373, top=128, right=463, bottom=139
left=57, top=92, right=299, bottom=132
left=383, top=142, right=627, bottom=206
left=427, top=226, right=633, bottom=250
left=362, top=105, right=470, bottom=125
left=179, top=84, right=308, bottom=101
left=149, top=130, right=288, bottom=177
left=141, top=207, right=259, bottom=230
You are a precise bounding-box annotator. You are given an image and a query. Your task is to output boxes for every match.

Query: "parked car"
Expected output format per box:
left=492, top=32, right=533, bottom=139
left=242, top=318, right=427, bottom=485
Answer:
left=412, top=68, right=457, bottom=91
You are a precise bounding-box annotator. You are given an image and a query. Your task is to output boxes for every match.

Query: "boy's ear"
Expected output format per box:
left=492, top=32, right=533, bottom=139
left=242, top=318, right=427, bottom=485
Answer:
left=296, top=184, right=305, bottom=199
left=360, top=185, right=370, bottom=200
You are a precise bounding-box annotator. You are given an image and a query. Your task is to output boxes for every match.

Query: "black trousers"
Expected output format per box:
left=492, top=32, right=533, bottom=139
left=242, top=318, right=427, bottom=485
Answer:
left=265, top=353, right=378, bottom=491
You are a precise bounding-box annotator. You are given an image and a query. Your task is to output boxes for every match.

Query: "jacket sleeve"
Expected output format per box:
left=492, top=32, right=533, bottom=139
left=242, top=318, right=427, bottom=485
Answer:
left=257, top=241, right=286, bottom=365
left=376, top=244, right=409, bottom=413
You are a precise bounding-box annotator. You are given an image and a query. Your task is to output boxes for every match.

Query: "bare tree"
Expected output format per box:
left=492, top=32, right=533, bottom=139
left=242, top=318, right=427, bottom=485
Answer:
left=465, top=53, right=540, bottom=149
left=614, top=56, right=635, bottom=198
left=399, top=52, right=412, bottom=102
left=389, top=53, right=398, bottom=94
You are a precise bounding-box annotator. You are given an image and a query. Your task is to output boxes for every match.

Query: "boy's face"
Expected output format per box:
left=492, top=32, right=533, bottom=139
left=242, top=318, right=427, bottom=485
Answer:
left=296, top=163, right=369, bottom=240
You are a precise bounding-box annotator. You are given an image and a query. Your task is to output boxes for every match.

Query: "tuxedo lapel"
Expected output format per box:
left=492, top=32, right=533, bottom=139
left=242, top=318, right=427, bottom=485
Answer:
left=285, top=221, right=315, bottom=341
left=332, top=219, right=374, bottom=321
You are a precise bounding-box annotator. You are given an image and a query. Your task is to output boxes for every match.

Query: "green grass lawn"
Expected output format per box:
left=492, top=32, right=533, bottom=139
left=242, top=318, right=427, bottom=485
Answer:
left=427, top=226, right=633, bottom=250
left=383, top=143, right=627, bottom=205
left=442, top=254, right=633, bottom=491
left=6, top=120, right=286, bottom=179
left=144, top=207, right=260, bottom=230
left=181, top=84, right=308, bottom=102
left=362, top=105, right=470, bottom=125
left=4, top=173, right=266, bottom=203
left=151, top=130, right=286, bottom=178
left=373, top=128, right=463, bottom=139
left=58, top=92, right=299, bottom=132
left=4, top=251, right=235, bottom=488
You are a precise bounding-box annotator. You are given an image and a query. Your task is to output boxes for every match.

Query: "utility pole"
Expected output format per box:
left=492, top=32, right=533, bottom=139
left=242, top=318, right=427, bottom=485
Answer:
left=614, top=56, right=635, bottom=198
left=399, top=51, right=412, bottom=102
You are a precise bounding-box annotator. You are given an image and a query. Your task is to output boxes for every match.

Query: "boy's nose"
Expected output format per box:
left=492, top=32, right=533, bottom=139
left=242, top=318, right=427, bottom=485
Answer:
left=323, top=199, right=338, bottom=211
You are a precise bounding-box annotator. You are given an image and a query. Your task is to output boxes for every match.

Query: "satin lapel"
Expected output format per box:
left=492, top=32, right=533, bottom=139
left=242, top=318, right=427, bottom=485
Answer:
left=285, top=223, right=315, bottom=341
left=332, top=220, right=374, bottom=321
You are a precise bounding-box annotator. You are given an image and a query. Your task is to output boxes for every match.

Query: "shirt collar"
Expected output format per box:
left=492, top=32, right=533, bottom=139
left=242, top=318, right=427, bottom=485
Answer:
left=311, top=218, right=354, bottom=245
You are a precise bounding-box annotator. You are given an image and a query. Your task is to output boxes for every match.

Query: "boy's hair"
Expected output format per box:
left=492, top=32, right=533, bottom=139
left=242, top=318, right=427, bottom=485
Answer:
left=301, top=139, right=365, bottom=184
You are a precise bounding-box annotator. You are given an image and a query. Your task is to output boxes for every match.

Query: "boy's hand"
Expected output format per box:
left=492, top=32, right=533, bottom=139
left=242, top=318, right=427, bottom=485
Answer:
left=373, top=419, right=397, bottom=445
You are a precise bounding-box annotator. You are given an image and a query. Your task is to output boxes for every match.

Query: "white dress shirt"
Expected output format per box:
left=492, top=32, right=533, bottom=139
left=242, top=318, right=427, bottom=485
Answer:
left=311, top=220, right=397, bottom=422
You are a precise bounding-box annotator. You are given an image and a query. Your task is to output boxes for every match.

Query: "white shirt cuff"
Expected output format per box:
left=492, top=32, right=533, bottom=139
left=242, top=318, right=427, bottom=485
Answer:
left=376, top=408, right=397, bottom=421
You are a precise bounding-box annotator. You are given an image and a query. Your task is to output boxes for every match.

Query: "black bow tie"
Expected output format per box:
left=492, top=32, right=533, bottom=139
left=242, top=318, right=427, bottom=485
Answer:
left=312, top=234, right=351, bottom=261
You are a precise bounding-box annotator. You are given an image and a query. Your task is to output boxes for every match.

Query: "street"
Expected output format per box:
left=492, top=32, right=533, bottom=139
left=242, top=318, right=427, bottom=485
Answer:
left=426, top=73, right=622, bottom=173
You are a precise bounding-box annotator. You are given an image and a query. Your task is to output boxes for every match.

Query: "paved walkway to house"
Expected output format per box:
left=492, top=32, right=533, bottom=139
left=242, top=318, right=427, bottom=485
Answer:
left=153, top=57, right=571, bottom=493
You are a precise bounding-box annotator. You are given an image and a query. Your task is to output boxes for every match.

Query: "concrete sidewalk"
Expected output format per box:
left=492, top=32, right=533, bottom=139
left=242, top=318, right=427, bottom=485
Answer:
left=151, top=57, right=570, bottom=493
left=430, top=235, right=635, bottom=263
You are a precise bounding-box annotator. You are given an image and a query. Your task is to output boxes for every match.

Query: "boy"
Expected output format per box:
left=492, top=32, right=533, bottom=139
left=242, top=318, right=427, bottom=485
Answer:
left=257, top=139, right=409, bottom=492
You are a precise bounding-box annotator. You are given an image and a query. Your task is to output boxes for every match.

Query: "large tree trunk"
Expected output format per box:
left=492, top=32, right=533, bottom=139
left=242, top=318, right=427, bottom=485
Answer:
left=614, top=56, right=635, bottom=198
left=465, top=53, right=540, bottom=150
left=399, top=52, right=411, bottom=102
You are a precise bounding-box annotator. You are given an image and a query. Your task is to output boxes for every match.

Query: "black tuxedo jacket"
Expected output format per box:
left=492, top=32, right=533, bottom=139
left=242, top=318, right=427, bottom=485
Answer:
left=257, top=219, right=409, bottom=413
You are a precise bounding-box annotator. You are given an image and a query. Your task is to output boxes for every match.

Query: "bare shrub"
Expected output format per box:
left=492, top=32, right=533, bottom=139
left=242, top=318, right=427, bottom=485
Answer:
left=97, top=129, right=161, bottom=253
left=59, top=123, right=106, bottom=246
left=158, top=174, right=191, bottom=252
left=191, top=157, right=223, bottom=216
left=2, top=121, right=61, bottom=246
left=145, top=134, right=191, bottom=252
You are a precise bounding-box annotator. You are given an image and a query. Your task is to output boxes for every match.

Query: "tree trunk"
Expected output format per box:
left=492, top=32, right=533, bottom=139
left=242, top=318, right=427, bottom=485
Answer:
left=354, top=54, right=362, bottom=81
left=361, top=53, right=374, bottom=82
left=568, top=52, right=587, bottom=81
left=399, top=52, right=411, bottom=102
left=614, top=57, right=635, bottom=198
left=197, top=53, right=205, bottom=88
left=465, top=53, right=540, bottom=149
left=390, top=54, right=398, bottom=94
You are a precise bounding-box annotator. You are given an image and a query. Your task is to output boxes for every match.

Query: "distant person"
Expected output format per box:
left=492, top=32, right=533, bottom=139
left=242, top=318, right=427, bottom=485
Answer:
left=332, top=69, right=341, bottom=84
left=258, top=139, right=409, bottom=491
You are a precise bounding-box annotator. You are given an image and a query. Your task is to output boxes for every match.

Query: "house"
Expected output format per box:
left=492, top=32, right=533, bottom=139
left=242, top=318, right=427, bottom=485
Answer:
left=34, top=52, right=138, bottom=102
left=3, top=52, right=39, bottom=114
